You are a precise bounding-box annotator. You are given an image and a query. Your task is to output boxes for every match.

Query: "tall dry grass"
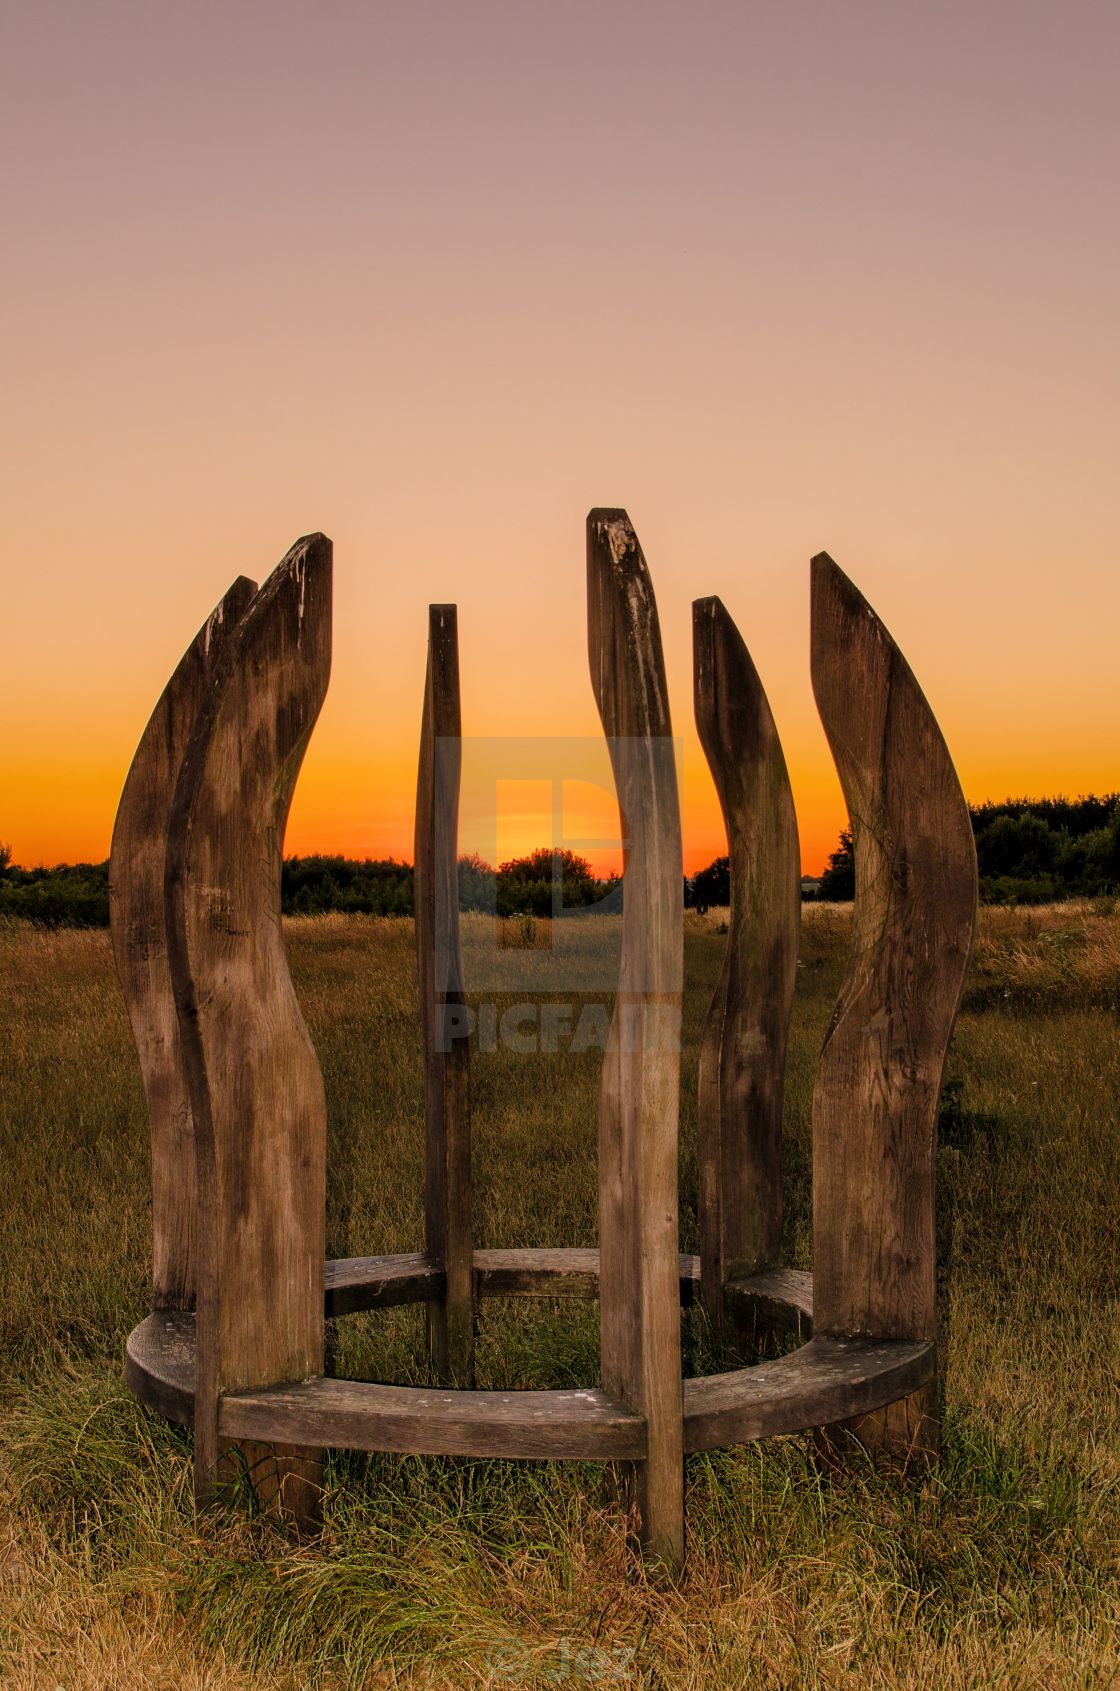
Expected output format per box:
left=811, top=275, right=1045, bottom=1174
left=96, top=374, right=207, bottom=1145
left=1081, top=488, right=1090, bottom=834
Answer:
left=0, top=905, right=1117, bottom=1688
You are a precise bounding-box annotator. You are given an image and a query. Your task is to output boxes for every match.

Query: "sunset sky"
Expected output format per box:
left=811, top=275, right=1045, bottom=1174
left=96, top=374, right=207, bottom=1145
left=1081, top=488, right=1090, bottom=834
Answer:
left=2, top=2, right=1116, bottom=875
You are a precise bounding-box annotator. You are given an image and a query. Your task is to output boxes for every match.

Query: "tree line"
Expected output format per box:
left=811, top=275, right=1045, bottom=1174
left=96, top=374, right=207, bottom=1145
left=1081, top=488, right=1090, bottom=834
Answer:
left=812, top=794, right=1120, bottom=904
left=0, top=844, right=620, bottom=928
left=2, top=794, right=1117, bottom=927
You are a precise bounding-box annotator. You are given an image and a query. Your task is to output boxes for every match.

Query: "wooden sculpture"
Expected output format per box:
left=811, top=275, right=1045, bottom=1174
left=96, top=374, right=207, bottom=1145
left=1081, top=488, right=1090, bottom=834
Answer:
left=112, top=513, right=977, bottom=1570
left=415, top=604, right=473, bottom=1384
left=588, top=511, right=685, bottom=1568
left=110, top=574, right=256, bottom=1315
left=693, top=596, right=800, bottom=1352
left=809, top=554, right=977, bottom=1462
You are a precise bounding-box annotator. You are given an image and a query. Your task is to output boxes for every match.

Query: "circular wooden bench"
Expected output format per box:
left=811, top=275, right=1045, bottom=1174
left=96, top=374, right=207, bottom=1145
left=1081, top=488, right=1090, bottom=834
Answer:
left=127, top=1250, right=930, bottom=1458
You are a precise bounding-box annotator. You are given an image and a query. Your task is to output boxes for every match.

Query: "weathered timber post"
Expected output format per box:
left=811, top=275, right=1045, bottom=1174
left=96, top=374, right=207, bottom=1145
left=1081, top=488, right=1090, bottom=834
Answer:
left=109, top=576, right=256, bottom=1314
left=809, top=553, right=978, bottom=1465
left=693, top=597, right=800, bottom=1354
left=166, top=536, right=332, bottom=1527
left=415, top=604, right=474, bottom=1383
left=587, top=509, right=685, bottom=1573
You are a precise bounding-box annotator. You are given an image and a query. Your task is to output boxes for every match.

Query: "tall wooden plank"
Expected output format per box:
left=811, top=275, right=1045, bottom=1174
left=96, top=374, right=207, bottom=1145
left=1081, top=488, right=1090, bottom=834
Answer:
left=587, top=509, right=685, bottom=1572
left=810, top=553, right=977, bottom=1463
left=109, top=576, right=257, bottom=1312
left=692, top=597, right=800, bottom=1349
left=167, top=535, right=332, bottom=1526
left=414, top=604, right=473, bottom=1383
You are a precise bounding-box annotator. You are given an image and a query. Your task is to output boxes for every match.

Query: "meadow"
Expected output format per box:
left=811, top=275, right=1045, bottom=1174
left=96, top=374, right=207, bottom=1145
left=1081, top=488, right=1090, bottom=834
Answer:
left=0, top=904, right=1117, bottom=1689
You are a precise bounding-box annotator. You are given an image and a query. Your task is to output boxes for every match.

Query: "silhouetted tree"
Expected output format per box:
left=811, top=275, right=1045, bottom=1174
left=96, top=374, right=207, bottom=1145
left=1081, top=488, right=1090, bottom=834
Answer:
left=817, top=830, right=855, bottom=901
left=457, top=852, right=496, bottom=912
left=691, top=856, right=731, bottom=909
left=494, top=848, right=610, bottom=917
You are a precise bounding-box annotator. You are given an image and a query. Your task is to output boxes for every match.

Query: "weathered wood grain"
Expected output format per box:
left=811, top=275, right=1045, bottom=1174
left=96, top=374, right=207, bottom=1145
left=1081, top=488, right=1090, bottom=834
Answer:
left=693, top=596, right=800, bottom=1349
left=325, top=1253, right=437, bottom=1316
left=723, top=1266, right=813, bottom=1337
left=125, top=1260, right=812, bottom=1435
left=587, top=508, right=685, bottom=1572
left=324, top=1249, right=750, bottom=1309
left=474, top=1248, right=601, bottom=1299
left=109, top=578, right=256, bottom=1311
left=683, top=1336, right=933, bottom=1453
left=125, top=1310, right=196, bottom=1426
left=221, top=1378, right=647, bottom=1462
left=167, top=535, right=332, bottom=1526
left=127, top=1306, right=645, bottom=1460
left=474, top=1248, right=697, bottom=1303
left=127, top=1266, right=813, bottom=1424
left=810, top=553, right=977, bottom=1464
left=414, top=603, right=474, bottom=1383
left=131, top=1294, right=919, bottom=1466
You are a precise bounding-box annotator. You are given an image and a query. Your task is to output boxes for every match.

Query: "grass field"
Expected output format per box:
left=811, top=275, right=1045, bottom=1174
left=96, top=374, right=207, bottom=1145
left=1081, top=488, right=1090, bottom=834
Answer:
left=1, top=904, right=1118, bottom=1689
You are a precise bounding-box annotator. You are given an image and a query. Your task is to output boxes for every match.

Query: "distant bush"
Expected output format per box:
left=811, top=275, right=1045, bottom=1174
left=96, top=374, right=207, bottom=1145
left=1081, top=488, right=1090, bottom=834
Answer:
left=0, top=861, right=110, bottom=928
left=457, top=852, right=496, bottom=912
left=492, top=848, right=619, bottom=918
left=282, top=855, right=414, bottom=916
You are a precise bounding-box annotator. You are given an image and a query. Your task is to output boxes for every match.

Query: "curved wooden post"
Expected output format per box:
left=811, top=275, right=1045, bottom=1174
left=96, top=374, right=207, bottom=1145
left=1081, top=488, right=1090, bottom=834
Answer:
left=693, top=597, right=800, bottom=1351
left=109, top=577, right=257, bottom=1313
left=167, top=535, right=332, bottom=1527
left=810, top=553, right=977, bottom=1464
left=588, top=509, right=684, bottom=1573
left=414, top=604, right=473, bottom=1383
